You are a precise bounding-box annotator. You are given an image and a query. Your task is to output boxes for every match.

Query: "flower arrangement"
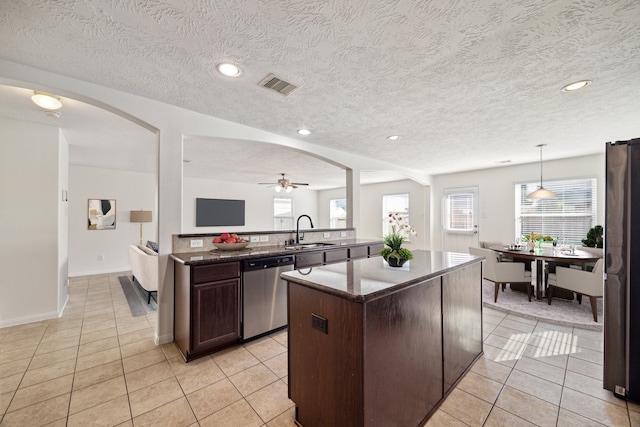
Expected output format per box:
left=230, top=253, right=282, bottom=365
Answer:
left=380, top=213, right=417, bottom=266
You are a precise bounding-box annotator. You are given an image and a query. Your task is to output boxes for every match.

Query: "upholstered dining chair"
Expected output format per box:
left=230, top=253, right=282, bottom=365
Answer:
left=469, top=247, right=532, bottom=303
left=547, top=258, right=604, bottom=322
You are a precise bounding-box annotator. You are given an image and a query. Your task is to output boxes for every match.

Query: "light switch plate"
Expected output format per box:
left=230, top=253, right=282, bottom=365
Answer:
left=250, top=235, right=260, bottom=243
left=259, top=235, right=269, bottom=242
left=323, top=232, right=331, bottom=238
left=190, top=239, right=203, bottom=248
left=340, top=231, right=347, bottom=237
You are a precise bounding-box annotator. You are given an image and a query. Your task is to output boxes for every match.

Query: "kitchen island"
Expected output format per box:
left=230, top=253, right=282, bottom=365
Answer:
left=281, top=250, right=483, bottom=427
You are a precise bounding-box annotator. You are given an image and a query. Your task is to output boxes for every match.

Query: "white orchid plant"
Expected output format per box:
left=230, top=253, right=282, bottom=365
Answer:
left=380, top=213, right=417, bottom=261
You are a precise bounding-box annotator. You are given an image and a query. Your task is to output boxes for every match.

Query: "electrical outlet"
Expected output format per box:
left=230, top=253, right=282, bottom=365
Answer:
left=97, top=254, right=104, bottom=261
left=340, top=231, right=347, bottom=237
left=250, top=235, right=260, bottom=243
left=190, top=239, right=203, bottom=248
left=323, top=232, right=331, bottom=238
left=259, top=235, right=269, bottom=242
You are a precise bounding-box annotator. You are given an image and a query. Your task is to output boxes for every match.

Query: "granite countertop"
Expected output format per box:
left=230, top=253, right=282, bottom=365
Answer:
left=281, top=250, right=482, bottom=303
left=171, top=238, right=382, bottom=266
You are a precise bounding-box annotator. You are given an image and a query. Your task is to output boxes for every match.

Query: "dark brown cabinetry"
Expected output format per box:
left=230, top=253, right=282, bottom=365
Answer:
left=285, top=255, right=483, bottom=427
left=174, top=261, right=240, bottom=362
left=294, top=243, right=381, bottom=268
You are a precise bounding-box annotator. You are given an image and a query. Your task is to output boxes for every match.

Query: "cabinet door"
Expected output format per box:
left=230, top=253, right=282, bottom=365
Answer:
left=192, top=278, right=240, bottom=354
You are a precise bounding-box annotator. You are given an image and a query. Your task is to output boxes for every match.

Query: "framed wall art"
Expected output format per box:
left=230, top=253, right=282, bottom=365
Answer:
left=88, top=199, right=116, bottom=230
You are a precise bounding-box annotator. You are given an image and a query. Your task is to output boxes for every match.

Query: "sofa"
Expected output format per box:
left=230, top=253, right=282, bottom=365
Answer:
left=128, top=244, right=158, bottom=303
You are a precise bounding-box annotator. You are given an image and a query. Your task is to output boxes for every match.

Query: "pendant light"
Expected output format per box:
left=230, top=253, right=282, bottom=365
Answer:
left=527, top=144, right=557, bottom=199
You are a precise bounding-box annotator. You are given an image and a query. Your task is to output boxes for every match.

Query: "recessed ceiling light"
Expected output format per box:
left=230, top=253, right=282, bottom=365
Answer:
left=495, top=160, right=511, bottom=164
left=32, top=91, right=62, bottom=110
left=217, top=63, right=242, bottom=77
left=297, top=129, right=311, bottom=136
left=387, top=135, right=400, bottom=140
left=562, top=80, right=591, bottom=92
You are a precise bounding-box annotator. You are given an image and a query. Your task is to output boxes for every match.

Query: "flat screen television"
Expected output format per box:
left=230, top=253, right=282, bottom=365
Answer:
left=196, top=198, right=245, bottom=227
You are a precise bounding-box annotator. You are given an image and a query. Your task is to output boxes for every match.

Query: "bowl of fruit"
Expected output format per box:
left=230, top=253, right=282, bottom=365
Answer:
left=212, top=233, right=250, bottom=251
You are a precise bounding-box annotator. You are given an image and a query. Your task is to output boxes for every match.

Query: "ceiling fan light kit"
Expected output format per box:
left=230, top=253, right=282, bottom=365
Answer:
left=259, top=173, right=309, bottom=192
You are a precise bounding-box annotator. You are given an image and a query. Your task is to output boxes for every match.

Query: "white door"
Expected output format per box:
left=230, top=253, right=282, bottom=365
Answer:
left=442, top=187, right=479, bottom=253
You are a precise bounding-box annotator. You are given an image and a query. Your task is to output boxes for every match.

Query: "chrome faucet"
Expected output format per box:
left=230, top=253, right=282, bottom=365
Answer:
left=296, top=215, right=314, bottom=244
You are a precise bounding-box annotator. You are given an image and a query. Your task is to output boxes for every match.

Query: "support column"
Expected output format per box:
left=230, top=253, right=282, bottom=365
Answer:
left=346, top=168, right=360, bottom=231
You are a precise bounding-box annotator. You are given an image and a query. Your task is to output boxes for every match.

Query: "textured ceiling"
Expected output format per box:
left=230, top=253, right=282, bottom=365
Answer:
left=1, top=0, right=640, bottom=186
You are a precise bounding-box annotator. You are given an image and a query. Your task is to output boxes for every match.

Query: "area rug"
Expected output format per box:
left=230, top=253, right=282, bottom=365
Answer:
left=482, top=279, right=603, bottom=331
left=118, top=276, right=157, bottom=317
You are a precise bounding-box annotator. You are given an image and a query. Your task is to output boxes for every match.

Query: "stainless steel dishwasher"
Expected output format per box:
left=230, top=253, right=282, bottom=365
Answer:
left=242, top=255, right=294, bottom=341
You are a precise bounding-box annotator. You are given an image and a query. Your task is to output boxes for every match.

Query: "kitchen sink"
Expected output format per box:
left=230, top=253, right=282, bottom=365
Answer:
left=284, top=242, right=336, bottom=250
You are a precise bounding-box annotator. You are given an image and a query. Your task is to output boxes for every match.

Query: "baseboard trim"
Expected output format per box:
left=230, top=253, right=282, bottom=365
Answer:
left=0, top=310, right=60, bottom=328
left=156, top=333, right=174, bottom=346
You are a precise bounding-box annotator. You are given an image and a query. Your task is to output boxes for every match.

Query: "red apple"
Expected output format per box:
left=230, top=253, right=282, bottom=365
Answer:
left=226, top=237, right=237, bottom=243
left=213, top=237, right=222, bottom=243
left=220, top=232, right=230, bottom=241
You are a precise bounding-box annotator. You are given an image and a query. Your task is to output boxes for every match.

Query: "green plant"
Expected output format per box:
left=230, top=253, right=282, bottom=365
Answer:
left=380, top=213, right=416, bottom=260
left=582, top=225, right=603, bottom=248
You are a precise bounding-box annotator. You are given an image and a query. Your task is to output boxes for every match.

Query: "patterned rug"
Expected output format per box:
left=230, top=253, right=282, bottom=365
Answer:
left=118, top=276, right=157, bottom=317
left=482, top=279, right=603, bottom=331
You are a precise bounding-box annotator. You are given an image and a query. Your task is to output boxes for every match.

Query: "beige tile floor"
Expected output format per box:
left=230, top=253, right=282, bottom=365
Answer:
left=1, top=273, right=639, bottom=426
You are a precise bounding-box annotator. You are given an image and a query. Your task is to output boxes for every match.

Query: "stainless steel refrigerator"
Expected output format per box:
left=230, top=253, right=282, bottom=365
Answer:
left=604, top=137, right=640, bottom=401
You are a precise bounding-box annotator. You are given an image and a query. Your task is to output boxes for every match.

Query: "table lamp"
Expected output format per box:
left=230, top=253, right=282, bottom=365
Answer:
left=130, top=210, right=152, bottom=245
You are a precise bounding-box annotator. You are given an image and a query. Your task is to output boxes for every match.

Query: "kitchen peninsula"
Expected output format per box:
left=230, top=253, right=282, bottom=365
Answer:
left=282, top=250, right=483, bottom=427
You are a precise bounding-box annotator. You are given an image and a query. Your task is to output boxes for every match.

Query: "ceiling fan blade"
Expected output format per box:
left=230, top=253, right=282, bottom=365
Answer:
left=290, top=182, right=309, bottom=186
left=258, top=182, right=277, bottom=185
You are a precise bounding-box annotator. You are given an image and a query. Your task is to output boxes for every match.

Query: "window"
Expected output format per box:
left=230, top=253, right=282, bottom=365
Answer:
left=329, top=198, right=347, bottom=229
left=274, top=198, right=293, bottom=230
left=382, top=193, right=409, bottom=235
left=444, top=190, right=475, bottom=232
left=515, top=178, right=597, bottom=244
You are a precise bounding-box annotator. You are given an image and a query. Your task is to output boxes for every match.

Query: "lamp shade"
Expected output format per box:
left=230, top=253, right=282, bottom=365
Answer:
left=526, top=187, right=558, bottom=199
left=130, top=210, right=152, bottom=223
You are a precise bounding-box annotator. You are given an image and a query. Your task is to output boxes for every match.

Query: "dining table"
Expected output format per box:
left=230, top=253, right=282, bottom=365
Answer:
left=488, top=244, right=602, bottom=300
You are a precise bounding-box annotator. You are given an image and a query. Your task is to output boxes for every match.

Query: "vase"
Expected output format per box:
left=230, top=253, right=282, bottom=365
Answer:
left=385, top=256, right=407, bottom=267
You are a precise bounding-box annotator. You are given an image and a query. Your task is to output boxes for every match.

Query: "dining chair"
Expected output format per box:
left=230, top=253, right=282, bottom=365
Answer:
left=469, top=247, right=532, bottom=303
left=546, top=258, right=604, bottom=322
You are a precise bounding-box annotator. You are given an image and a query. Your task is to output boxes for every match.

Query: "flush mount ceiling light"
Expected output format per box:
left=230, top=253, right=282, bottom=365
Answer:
left=527, top=144, right=558, bottom=199
left=297, top=129, right=311, bottom=136
left=32, top=91, right=62, bottom=110
left=387, top=135, right=400, bottom=140
left=561, top=80, right=591, bottom=92
left=217, top=62, right=242, bottom=77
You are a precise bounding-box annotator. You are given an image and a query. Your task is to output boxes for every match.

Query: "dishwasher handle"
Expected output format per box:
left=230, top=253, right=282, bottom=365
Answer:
left=243, top=256, right=295, bottom=271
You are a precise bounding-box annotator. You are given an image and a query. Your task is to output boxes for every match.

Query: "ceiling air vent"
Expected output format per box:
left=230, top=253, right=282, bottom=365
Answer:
left=258, top=74, right=297, bottom=96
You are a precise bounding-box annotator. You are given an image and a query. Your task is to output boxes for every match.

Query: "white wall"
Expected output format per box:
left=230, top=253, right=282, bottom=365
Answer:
left=0, top=117, right=62, bottom=326
left=318, top=179, right=431, bottom=250
left=183, top=177, right=319, bottom=233
left=68, top=165, right=157, bottom=276
left=431, top=153, right=605, bottom=251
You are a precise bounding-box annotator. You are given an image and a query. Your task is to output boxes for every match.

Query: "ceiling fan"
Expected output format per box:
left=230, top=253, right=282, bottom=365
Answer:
left=259, top=173, right=309, bottom=193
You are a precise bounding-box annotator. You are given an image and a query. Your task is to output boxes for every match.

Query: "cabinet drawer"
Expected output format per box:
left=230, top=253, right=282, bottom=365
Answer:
left=325, top=248, right=348, bottom=263
left=368, top=243, right=384, bottom=257
left=295, top=251, right=324, bottom=268
left=192, top=262, right=240, bottom=284
left=349, top=245, right=368, bottom=259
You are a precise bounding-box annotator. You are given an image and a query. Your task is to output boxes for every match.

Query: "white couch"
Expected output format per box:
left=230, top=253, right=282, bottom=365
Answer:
left=128, top=244, right=158, bottom=303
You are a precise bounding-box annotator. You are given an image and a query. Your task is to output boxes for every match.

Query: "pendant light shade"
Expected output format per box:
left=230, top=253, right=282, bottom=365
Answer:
left=527, top=144, right=557, bottom=199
